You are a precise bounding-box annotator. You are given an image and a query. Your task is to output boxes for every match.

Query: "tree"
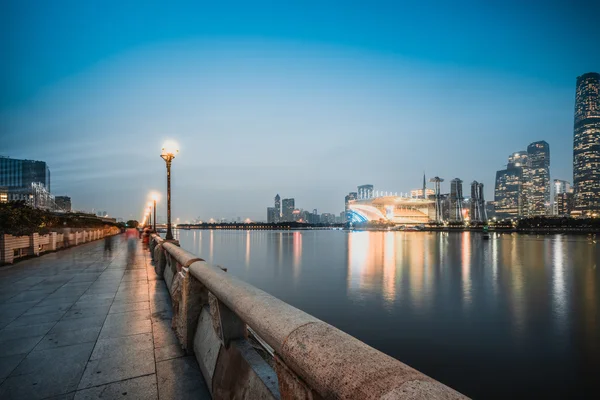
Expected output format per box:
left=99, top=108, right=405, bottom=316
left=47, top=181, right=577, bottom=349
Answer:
left=126, top=220, right=139, bottom=228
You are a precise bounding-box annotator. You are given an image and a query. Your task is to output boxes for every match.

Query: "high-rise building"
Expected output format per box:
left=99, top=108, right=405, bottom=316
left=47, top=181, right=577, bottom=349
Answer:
left=282, top=198, right=295, bottom=222
left=470, top=181, right=487, bottom=222
left=553, top=179, right=573, bottom=216
left=527, top=141, right=551, bottom=215
left=55, top=196, right=72, bottom=212
left=429, top=177, right=444, bottom=222
left=494, top=153, right=529, bottom=219
left=267, top=207, right=277, bottom=223
left=274, top=194, right=281, bottom=222
left=449, top=178, right=464, bottom=221
left=357, top=184, right=373, bottom=199
left=573, top=72, right=600, bottom=215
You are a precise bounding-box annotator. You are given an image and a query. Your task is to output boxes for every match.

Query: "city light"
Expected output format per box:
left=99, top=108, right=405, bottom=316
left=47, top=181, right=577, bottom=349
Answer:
left=161, top=140, right=179, bottom=159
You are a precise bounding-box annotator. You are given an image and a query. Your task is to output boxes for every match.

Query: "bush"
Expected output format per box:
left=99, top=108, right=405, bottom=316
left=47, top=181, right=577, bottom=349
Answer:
left=0, top=201, right=117, bottom=236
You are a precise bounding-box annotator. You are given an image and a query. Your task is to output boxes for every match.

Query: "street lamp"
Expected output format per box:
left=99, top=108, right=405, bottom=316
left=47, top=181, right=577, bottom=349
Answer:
left=150, top=193, right=159, bottom=232
left=147, top=202, right=153, bottom=228
left=161, top=140, right=179, bottom=240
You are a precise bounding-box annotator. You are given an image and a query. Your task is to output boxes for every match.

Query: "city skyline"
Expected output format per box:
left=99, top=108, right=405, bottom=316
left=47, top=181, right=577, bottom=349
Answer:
left=1, top=1, right=599, bottom=221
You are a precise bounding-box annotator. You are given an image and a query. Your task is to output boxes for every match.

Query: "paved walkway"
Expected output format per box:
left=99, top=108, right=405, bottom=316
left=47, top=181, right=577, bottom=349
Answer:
left=0, top=236, right=210, bottom=399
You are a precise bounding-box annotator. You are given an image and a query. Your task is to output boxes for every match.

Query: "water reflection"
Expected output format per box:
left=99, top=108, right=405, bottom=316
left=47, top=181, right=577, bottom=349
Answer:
left=175, top=229, right=600, bottom=398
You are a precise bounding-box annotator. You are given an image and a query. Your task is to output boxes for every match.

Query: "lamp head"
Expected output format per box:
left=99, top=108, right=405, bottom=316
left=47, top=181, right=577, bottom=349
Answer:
left=161, top=140, right=179, bottom=161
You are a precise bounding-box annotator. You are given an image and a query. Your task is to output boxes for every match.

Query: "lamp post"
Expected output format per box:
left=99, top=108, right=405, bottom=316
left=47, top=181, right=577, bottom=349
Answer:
left=151, top=193, right=158, bottom=232
left=147, top=204, right=152, bottom=228
left=161, top=141, right=179, bottom=240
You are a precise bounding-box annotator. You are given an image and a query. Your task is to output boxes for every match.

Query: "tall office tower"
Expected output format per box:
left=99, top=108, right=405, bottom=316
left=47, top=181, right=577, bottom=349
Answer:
left=527, top=141, right=551, bottom=215
left=429, top=177, right=444, bottom=222
left=573, top=72, right=600, bottom=215
left=282, top=198, right=295, bottom=222
left=470, top=181, right=487, bottom=222
left=494, top=152, right=529, bottom=218
left=274, top=194, right=281, bottom=222
left=267, top=207, right=277, bottom=223
left=449, top=178, right=464, bottom=221
left=357, top=184, right=373, bottom=200
left=422, top=173, right=427, bottom=199
left=553, top=179, right=573, bottom=216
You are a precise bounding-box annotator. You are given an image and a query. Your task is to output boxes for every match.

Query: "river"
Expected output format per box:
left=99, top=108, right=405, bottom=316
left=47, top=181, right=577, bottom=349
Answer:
left=172, top=229, right=599, bottom=398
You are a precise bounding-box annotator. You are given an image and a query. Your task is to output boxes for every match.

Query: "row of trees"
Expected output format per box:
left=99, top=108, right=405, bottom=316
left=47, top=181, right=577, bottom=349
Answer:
left=0, top=201, right=121, bottom=236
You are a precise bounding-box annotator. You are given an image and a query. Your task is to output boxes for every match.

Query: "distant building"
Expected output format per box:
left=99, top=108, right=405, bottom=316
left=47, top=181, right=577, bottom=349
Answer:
left=267, top=207, right=277, bottom=223
left=527, top=141, right=551, bottom=215
left=449, top=178, right=464, bottom=221
left=0, top=156, right=54, bottom=209
left=553, top=179, right=574, bottom=216
left=55, top=196, right=72, bottom=212
left=573, top=72, right=600, bottom=215
left=0, top=156, right=51, bottom=192
left=410, top=188, right=434, bottom=199
left=321, top=213, right=335, bottom=224
left=357, top=184, right=373, bottom=199
left=494, top=153, right=528, bottom=219
left=470, top=181, right=487, bottom=222
left=344, top=192, right=357, bottom=221
left=282, top=198, right=295, bottom=222
left=292, top=209, right=301, bottom=222
left=274, top=194, right=281, bottom=222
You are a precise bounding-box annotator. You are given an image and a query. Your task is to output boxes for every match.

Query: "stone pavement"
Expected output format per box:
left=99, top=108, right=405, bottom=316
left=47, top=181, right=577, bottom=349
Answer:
left=0, top=235, right=210, bottom=399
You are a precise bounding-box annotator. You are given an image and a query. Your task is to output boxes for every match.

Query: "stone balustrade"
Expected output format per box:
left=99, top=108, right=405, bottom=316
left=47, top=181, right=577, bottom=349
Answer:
left=150, top=233, right=467, bottom=399
left=0, top=227, right=120, bottom=264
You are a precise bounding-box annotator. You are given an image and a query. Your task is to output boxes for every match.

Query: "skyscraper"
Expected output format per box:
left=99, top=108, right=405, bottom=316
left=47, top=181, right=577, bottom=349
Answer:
left=553, top=179, right=573, bottom=216
left=573, top=72, right=600, bottom=215
left=429, top=177, right=444, bottom=222
left=470, top=181, right=486, bottom=222
left=274, top=194, right=281, bottom=222
left=267, top=207, right=277, bottom=223
left=449, top=178, right=464, bottom=221
left=527, top=141, right=551, bottom=215
left=282, top=198, right=295, bottom=222
left=494, top=152, right=528, bottom=218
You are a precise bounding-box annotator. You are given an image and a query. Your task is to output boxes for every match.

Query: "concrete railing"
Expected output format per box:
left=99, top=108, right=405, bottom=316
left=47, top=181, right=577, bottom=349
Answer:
left=0, top=227, right=120, bottom=264
left=150, top=233, right=467, bottom=399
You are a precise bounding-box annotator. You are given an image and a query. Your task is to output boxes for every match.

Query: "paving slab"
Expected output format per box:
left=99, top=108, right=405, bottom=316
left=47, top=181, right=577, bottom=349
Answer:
left=0, top=237, right=211, bottom=399
left=157, top=356, right=211, bottom=399
left=73, top=374, right=158, bottom=400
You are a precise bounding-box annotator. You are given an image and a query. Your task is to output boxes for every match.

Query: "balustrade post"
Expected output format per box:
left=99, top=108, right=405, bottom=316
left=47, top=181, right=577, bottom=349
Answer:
left=209, top=292, right=246, bottom=348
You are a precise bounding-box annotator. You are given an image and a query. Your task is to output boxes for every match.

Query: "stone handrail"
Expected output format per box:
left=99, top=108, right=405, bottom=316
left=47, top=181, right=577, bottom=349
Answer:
left=0, top=227, right=120, bottom=264
left=150, top=233, right=467, bottom=399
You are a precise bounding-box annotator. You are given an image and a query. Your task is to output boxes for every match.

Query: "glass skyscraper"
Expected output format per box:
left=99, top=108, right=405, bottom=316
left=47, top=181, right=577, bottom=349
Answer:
left=526, top=141, right=550, bottom=216
left=573, top=72, right=600, bottom=215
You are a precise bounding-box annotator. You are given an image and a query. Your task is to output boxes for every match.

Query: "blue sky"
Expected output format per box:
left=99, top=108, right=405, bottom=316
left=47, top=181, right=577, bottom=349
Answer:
left=1, top=0, right=599, bottom=221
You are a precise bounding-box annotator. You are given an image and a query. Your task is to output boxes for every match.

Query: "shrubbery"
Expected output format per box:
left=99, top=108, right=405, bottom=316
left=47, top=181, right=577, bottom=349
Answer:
left=0, top=201, right=118, bottom=236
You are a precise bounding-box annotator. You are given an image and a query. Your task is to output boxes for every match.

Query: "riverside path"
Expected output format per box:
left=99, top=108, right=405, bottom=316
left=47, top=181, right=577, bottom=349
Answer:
left=0, top=235, right=210, bottom=399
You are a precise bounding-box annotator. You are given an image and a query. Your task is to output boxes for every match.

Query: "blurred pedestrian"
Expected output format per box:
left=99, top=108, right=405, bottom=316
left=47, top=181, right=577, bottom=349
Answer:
left=104, top=234, right=113, bottom=255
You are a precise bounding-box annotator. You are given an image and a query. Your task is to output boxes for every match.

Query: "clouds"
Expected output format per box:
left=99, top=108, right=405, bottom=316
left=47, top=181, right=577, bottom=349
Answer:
left=2, top=1, right=598, bottom=220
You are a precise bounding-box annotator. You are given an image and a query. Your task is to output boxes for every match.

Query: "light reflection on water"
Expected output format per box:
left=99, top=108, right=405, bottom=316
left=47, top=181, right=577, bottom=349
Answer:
left=175, top=229, right=599, bottom=398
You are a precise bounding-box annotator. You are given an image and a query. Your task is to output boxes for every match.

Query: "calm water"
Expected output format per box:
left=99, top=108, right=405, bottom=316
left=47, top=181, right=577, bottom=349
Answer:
left=174, top=229, right=599, bottom=398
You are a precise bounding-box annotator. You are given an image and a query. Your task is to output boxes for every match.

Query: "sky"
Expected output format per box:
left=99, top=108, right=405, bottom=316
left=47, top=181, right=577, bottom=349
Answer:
left=1, top=0, right=599, bottom=222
